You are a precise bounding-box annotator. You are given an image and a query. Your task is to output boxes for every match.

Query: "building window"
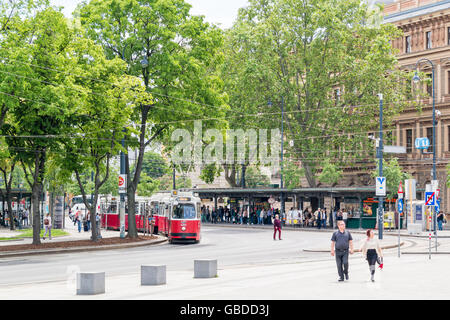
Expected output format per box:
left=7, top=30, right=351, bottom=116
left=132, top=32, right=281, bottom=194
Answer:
left=448, top=71, right=450, bottom=94
left=426, top=31, right=432, bottom=49
left=406, top=129, right=412, bottom=153
left=427, top=127, right=433, bottom=153
left=426, top=73, right=432, bottom=96
left=405, top=35, right=411, bottom=53
left=448, top=27, right=450, bottom=45
left=448, top=125, right=450, bottom=152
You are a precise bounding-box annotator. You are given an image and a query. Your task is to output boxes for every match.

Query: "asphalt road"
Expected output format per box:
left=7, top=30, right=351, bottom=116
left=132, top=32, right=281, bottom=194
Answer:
left=0, top=225, right=448, bottom=299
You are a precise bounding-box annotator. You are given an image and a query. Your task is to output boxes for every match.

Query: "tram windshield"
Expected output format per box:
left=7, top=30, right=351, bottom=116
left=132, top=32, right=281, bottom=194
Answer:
left=172, top=204, right=196, bottom=219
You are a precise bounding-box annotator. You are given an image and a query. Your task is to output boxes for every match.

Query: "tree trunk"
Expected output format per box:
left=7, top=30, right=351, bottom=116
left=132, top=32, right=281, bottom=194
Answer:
left=31, top=183, right=42, bottom=245
left=224, top=164, right=239, bottom=188
left=7, top=192, right=14, bottom=230
left=303, top=162, right=317, bottom=188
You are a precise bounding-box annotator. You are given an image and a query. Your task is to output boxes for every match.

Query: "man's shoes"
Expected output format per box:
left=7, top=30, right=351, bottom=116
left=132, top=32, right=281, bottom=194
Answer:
left=338, top=278, right=344, bottom=282
left=344, top=273, right=349, bottom=280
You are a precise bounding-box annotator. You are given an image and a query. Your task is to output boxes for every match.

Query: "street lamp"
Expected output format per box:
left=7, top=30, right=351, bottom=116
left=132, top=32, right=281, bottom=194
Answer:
left=412, top=58, right=437, bottom=247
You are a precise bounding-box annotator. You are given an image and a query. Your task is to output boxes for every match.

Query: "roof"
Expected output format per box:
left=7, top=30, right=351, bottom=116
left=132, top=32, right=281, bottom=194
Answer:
left=384, top=0, right=450, bottom=23
left=184, top=187, right=377, bottom=197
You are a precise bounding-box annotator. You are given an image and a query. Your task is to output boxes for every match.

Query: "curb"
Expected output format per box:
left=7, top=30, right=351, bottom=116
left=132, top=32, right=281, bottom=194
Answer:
left=302, top=241, right=405, bottom=253
left=0, top=237, right=167, bottom=258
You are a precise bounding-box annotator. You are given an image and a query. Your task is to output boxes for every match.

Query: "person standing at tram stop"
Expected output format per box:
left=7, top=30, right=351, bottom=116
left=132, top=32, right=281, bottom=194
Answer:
left=361, top=229, right=383, bottom=282
left=437, top=211, right=444, bottom=231
left=331, top=220, right=354, bottom=282
left=43, top=213, right=52, bottom=240
left=272, top=214, right=282, bottom=240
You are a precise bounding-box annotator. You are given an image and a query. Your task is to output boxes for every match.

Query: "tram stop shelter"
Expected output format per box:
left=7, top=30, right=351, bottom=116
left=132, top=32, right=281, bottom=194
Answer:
left=186, top=186, right=399, bottom=229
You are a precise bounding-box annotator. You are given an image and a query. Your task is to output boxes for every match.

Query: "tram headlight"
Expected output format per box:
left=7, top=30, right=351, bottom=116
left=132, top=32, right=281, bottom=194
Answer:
left=181, top=227, right=186, bottom=231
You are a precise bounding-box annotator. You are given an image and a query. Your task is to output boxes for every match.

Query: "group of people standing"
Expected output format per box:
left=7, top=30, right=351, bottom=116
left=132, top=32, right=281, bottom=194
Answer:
left=201, top=205, right=280, bottom=225
left=287, top=207, right=349, bottom=229
left=0, top=209, right=30, bottom=228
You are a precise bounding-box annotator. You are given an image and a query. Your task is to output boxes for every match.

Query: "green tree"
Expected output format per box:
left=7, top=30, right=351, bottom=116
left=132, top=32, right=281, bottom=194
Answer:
left=222, top=0, right=411, bottom=187
left=78, top=0, right=228, bottom=238
left=2, top=7, right=90, bottom=245
left=318, top=159, right=343, bottom=186
left=244, top=166, right=271, bottom=188
left=55, top=46, right=133, bottom=241
left=284, top=160, right=305, bottom=190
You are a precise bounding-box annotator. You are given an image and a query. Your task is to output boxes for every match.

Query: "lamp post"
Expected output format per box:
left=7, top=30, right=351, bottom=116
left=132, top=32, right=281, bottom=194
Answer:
left=412, top=58, right=437, bottom=249
left=377, top=93, right=384, bottom=240
left=268, top=98, right=285, bottom=218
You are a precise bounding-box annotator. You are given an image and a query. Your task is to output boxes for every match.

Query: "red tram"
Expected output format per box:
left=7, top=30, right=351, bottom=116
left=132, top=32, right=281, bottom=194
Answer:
left=150, top=191, right=202, bottom=243
left=100, top=195, right=150, bottom=231
left=99, top=191, right=202, bottom=243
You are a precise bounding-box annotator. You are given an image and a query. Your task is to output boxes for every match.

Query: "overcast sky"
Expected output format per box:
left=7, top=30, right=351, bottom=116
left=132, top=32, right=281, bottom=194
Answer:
left=50, top=0, right=249, bottom=29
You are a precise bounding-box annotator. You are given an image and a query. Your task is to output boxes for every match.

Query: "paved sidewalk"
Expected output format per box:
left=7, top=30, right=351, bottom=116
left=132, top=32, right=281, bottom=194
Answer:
left=0, top=217, right=166, bottom=257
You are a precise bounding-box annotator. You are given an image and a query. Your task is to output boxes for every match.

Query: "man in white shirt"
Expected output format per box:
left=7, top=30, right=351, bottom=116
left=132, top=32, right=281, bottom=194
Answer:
left=342, top=210, right=348, bottom=227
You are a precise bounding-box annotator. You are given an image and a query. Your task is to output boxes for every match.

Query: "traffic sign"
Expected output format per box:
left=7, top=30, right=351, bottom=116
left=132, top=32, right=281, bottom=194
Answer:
left=425, top=192, right=436, bottom=206
left=376, top=177, right=386, bottom=197
left=415, top=137, right=430, bottom=150
left=398, top=181, right=403, bottom=199
left=436, top=198, right=440, bottom=213
left=397, top=198, right=403, bottom=213
left=119, top=174, right=127, bottom=193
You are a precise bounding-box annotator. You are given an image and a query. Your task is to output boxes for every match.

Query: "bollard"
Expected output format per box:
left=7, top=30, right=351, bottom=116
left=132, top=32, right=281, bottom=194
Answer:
left=194, top=260, right=217, bottom=278
left=141, top=265, right=166, bottom=286
left=76, top=272, right=105, bottom=295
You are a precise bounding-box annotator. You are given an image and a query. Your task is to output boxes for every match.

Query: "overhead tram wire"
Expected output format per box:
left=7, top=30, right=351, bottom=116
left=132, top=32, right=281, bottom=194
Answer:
left=0, top=67, right=423, bottom=129
left=0, top=87, right=415, bottom=143
left=0, top=55, right=418, bottom=115
left=0, top=57, right=422, bottom=125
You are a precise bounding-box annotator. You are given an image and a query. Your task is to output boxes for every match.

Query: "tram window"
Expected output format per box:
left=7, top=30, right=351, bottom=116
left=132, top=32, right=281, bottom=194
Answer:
left=172, top=204, right=196, bottom=219
left=110, top=202, right=118, bottom=214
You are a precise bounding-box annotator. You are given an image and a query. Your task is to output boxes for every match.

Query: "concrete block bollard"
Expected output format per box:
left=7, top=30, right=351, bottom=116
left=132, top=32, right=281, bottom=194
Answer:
left=194, top=260, right=217, bottom=278
left=76, top=272, right=105, bottom=295
left=141, top=265, right=166, bottom=286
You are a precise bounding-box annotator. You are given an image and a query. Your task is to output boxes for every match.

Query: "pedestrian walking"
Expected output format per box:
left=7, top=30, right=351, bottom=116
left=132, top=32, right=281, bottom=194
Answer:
left=330, top=220, right=354, bottom=281
left=43, top=213, right=52, bottom=240
left=75, top=211, right=82, bottom=232
left=361, top=229, right=383, bottom=282
left=272, top=214, right=282, bottom=240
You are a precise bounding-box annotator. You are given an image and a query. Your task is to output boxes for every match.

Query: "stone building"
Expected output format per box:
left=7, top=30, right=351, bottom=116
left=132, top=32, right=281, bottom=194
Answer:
left=382, top=0, right=450, bottom=213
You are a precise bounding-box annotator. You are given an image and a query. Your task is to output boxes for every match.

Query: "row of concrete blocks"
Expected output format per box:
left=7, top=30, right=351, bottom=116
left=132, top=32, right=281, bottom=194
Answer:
left=77, top=259, right=217, bottom=295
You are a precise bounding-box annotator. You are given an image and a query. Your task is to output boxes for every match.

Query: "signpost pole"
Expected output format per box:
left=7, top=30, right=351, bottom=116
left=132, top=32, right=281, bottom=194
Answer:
left=397, top=182, right=403, bottom=258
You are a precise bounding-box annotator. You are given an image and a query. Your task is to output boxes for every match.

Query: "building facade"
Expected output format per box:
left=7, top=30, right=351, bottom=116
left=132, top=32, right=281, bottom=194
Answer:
left=382, top=0, right=450, bottom=213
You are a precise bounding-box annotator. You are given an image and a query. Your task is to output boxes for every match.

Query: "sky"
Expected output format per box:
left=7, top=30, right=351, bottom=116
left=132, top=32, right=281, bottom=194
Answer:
left=50, top=0, right=250, bottom=29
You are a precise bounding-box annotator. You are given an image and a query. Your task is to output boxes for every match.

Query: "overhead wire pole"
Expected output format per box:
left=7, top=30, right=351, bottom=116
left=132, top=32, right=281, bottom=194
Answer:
left=412, top=58, right=437, bottom=252
left=280, top=96, right=284, bottom=220
left=119, top=130, right=126, bottom=239
left=378, top=93, right=384, bottom=240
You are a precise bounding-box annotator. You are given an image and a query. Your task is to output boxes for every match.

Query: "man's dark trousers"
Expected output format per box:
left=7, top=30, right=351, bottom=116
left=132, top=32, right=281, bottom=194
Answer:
left=335, top=249, right=349, bottom=280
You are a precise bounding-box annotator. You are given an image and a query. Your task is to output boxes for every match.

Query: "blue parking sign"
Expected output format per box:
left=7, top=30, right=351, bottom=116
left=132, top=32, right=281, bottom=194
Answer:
left=436, top=199, right=440, bottom=213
